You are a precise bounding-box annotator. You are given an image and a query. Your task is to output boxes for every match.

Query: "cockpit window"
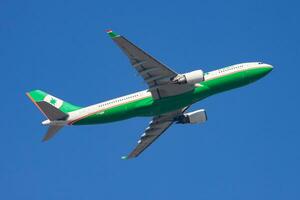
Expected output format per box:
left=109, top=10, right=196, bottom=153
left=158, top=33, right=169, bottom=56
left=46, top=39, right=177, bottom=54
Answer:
left=258, top=62, right=264, bottom=64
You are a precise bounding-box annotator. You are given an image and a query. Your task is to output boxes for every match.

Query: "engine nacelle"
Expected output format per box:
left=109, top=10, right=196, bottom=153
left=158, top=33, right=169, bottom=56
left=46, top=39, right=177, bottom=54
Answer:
left=173, top=70, right=204, bottom=84
left=176, top=109, right=207, bottom=124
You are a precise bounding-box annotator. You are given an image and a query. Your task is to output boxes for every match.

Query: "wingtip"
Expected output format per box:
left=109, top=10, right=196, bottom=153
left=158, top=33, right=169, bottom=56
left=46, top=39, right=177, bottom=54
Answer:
left=121, top=156, right=128, bottom=160
left=106, top=29, right=120, bottom=38
left=42, top=136, right=49, bottom=142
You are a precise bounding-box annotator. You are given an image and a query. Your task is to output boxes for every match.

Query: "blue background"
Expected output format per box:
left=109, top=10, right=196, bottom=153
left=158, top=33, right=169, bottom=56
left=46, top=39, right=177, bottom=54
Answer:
left=1, top=0, right=299, bottom=199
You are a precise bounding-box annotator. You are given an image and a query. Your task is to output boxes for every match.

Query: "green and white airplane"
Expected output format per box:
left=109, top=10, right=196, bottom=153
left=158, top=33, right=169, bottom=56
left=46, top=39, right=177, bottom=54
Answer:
left=27, top=30, right=273, bottom=159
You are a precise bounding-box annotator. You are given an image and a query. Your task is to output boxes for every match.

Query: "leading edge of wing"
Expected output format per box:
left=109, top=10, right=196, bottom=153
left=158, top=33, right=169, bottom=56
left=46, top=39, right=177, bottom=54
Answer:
left=105, top=29, right=178, bottom=76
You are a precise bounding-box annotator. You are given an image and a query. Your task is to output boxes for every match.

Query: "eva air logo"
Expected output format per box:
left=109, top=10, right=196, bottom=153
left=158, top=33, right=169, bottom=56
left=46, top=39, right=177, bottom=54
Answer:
left=50, top=98, right=57, bottom=105
left=44, top=95, right=63, bottom=109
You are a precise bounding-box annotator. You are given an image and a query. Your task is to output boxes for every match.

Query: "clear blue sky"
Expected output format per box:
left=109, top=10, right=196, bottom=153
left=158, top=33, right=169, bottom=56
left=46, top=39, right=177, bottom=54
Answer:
left=1, top=0, right=300, bottom=199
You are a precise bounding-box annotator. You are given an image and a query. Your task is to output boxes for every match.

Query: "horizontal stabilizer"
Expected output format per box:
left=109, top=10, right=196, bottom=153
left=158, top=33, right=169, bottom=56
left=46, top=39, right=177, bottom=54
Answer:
left=36, top=101, right=68, bottom=121
left=43, top=125, right=64, bottom=142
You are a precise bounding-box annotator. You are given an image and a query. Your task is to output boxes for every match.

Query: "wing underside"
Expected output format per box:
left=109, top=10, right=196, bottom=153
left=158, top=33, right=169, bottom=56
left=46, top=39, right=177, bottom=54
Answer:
left=107, top=30, right=194, bottom=99
left=106, top=30, right=196, bottom=158
left=122, top=107, right=189, bottom=159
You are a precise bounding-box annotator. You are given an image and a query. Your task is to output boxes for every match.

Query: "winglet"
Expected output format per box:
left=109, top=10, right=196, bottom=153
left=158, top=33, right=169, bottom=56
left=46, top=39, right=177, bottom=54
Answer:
left=121, top=156, right=128, bottom=160
left=106, top=29, right=120, bottom=38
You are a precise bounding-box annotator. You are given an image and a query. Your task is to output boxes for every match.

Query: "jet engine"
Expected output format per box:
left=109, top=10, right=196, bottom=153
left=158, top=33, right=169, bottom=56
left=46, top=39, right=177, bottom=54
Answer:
left=172, top=70, right=204, bottom=84
left=176, top=109, right=207, bottom=124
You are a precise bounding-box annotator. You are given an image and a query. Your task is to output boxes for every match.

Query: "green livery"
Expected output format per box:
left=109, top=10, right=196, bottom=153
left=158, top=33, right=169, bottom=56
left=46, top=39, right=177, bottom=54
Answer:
left=72, top=67, right=272, bottom=125
left=27, top=89, right=81, bottom=113
left=26, top=30, right=273, bottom=159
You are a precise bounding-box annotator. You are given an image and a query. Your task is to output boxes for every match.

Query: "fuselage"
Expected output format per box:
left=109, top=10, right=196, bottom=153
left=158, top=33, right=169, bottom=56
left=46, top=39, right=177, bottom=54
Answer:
left=64, top=62, right=272, bottom=125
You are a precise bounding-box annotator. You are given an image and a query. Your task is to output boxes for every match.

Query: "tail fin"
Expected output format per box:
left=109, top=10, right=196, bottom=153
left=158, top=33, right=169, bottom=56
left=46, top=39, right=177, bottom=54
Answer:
left=26, top=90, right=81, bottom=141
left=26, top=90, right=81, bottom=119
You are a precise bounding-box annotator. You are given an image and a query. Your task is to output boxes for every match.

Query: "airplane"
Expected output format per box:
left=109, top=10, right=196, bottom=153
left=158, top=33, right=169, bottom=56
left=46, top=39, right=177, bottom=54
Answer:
left=26, top=30, right=273, bottom=159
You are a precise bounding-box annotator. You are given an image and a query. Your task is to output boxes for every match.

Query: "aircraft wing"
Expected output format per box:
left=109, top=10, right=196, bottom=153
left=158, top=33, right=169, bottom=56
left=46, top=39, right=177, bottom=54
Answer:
left=107, top=30, right=194, bottom=99
left=122, top=107, right=189, bottom=159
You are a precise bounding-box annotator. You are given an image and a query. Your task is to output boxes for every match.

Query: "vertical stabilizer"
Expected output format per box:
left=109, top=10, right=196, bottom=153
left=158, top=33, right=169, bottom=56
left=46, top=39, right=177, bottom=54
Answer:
left=26, top=90, right=81, bottom=141
left=26, top=90, right=81, bottom=116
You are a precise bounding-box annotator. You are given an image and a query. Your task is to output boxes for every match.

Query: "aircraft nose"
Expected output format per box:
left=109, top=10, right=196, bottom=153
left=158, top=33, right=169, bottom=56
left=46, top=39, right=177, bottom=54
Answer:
left=263, top=64, right=273, bottom=77
left=264, top=64, right=273, bottom=73
left=245, top=64, right=273, bottom=83
left=259, top=63, right=273, bottom=76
